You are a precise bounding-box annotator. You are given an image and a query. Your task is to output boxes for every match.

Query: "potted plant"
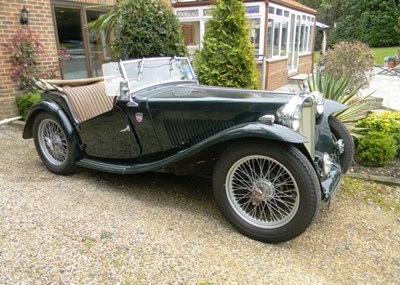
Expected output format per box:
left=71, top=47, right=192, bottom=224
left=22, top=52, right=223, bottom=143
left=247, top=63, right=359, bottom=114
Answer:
left=384, top=55, right=397, bottom=68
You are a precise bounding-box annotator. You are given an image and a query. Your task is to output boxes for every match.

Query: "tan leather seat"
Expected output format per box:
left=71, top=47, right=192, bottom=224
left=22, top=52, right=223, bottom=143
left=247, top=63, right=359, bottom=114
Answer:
left=62, top=81, right=114, bottom=123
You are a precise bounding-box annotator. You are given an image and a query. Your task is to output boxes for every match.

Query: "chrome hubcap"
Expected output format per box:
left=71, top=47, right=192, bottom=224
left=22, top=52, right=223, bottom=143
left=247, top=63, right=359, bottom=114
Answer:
left=251, top=180, right=275, bottom=204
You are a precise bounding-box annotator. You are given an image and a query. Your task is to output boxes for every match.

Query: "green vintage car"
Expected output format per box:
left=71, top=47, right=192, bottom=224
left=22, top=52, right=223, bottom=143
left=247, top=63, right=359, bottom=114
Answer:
left=23, top=57, right=354, bottom=243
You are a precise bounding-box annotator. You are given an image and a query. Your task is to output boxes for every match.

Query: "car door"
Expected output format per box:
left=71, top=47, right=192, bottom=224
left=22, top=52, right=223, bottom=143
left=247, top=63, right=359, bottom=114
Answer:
left=116, top=96, right=165, bottom=163
left=77, top=105, right=141, bottom=159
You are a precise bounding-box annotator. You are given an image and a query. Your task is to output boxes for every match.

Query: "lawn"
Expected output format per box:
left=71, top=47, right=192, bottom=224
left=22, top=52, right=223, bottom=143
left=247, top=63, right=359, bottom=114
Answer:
left=372, top=46, right=399, bottom=64
left=314, top=46, right=399, bottom=65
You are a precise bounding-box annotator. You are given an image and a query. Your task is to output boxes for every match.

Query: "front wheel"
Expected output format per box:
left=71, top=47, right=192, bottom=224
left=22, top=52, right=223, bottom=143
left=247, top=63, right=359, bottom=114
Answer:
left=33, top=112, right=76, bottom=175
left=328, top=116, right=354, bottom=174
left=213, top=142, right=321, bottom=243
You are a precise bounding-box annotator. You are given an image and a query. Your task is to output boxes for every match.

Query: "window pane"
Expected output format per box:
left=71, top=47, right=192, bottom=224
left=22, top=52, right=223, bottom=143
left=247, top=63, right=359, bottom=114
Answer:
left=249, top=18, right=261, bottom=55
left=55, top=7, right=87, bottom=79
left=269, top=7, right=275, bottom=14
left=267, top=19, right=273, bottom=58
left=273, top=21, right=281, bottom=56
left=87, top=10, right=107, bottom=77
left=181, top=22, right=200, bottom=46
left=308, top=26, right=313, bottom=52
left=281, top=21, right=288, bottom=57
left=300, top=24, right=305, bottom=53
left=305, top=26, right=309, bottom=52
left=181, top=21, right=201, bottom=56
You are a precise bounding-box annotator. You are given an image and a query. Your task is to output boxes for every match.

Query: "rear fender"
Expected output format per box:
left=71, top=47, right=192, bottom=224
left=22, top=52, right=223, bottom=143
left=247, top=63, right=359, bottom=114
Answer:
left=23, top=100, right=79, bottom=149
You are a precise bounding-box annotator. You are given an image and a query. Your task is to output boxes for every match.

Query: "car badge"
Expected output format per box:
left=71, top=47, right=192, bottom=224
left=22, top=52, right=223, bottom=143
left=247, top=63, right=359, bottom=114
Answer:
left=135, top=113, right=143, bottom=123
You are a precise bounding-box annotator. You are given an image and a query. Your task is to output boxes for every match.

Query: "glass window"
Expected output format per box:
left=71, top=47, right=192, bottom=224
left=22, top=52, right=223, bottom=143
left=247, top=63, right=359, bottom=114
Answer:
left=300, top=24, right=305, bottom=53
left=54, top=6, right=109, bottom=79
left=87, top=10, right=108, bottom=77
left=276, top=9, right=283, bottom=16
left=249, top=18, right=261, bottom=55
left=55, top=7, right=87, bottom=79
left=181, top=21, right=201, bottom=56
left=308, top=26, right=313, bottom=52
left=267, top=19, right=274, bottom=58
left=305, top=25, right=309, bottom=51
left=269, top=7, right=275, bottom=14
left=181, top=22, right=200, bottom=46
left=281, top=21, right=288, bottom=57
left=273, top=21, right=281, bottom=56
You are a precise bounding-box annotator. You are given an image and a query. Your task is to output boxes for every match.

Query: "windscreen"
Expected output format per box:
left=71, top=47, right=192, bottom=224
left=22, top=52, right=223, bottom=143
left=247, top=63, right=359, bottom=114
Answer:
left=120, top=57, right=196, bottom=91
left=102, top=62, right=124, bottom=97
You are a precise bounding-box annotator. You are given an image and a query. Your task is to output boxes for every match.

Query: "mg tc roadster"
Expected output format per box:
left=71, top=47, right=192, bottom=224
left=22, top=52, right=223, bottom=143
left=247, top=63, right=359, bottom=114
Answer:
left=23, top=57, right=354, bottom=243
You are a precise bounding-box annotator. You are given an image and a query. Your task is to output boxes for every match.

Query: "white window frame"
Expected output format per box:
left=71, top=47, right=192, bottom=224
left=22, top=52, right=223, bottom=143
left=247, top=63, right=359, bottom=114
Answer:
left=268, top=3, right=315, bottom=61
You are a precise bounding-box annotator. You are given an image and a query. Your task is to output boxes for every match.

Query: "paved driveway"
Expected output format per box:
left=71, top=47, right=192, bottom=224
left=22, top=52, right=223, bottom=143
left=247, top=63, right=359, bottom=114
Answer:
left=0, top=124, right=399, bottom=284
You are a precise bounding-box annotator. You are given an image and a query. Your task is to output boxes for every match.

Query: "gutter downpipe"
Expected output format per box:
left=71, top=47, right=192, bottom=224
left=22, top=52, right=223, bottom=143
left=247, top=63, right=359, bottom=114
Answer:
left=262, top=0, right=269, bottom=90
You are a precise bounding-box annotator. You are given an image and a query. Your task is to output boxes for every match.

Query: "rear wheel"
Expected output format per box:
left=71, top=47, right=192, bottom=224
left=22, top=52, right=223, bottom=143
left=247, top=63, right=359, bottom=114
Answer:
left=328, top=116, right=354, bottom=174
left=33, top=113, right=76, bottom=175
left=213, top=142, right=321, bottom=243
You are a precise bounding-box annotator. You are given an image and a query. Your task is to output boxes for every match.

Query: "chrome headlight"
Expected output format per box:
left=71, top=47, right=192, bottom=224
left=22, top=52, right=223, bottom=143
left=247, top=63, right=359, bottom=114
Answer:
left=310, top=91, right=324, bottom=116
left=276, top=94, right=313, bottom=132
left=276, top=104, right=301, bottom=132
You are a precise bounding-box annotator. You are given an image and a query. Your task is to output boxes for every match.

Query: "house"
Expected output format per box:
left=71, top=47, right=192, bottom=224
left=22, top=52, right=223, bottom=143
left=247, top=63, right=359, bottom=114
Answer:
left=0, top=0, right=316, bottom=120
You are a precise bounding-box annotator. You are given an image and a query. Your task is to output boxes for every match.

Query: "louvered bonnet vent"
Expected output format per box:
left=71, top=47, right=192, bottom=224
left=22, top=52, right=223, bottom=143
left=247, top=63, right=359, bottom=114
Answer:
left=164, top=119, right=235, bottom=147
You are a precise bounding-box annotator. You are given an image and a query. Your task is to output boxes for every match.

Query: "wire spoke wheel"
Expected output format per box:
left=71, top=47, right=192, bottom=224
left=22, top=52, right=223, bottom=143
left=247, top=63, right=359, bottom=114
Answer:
left=33, top=113, right=76, bottom=175
left=38, top=119, right=68, bottom=165
left=213, top=142, right=320, bottom=243
left=227, top=155, right=299, bottom=228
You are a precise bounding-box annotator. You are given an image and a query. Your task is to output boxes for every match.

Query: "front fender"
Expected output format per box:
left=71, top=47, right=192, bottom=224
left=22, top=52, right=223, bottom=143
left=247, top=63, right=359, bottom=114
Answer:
left=23, top=100, right=78, bottom=148
left=323, top=99, right=347, bottom=117
left=211, top=122, right=308, bottom=144
left=315, top=99, right=347, bottom=155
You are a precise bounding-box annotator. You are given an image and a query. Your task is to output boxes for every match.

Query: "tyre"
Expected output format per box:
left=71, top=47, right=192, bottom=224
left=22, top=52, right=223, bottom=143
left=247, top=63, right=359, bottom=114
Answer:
left=328, top=115, right=354, bottom=174
left=33, top=112, right=76, bottom=175
left=213, top=142, right=321, bottom=243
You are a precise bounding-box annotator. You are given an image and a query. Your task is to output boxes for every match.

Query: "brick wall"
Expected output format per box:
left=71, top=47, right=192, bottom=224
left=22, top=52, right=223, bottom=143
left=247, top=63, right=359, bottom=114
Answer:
left=0, top=0, right=116, bottom=121
left=266, top=59, right=289, bottom=90
left=298, top=54, right=313, bottom=74
left=0, top=0, right=58, bottom=120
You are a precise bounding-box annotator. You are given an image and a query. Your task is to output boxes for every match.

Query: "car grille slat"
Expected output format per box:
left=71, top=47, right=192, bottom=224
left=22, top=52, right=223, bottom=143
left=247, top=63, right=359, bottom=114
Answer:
left=164, top=119, right=235, bottom=147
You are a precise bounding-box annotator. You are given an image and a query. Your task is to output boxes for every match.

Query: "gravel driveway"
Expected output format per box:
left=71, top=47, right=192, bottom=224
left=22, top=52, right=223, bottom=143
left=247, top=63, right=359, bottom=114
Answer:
left=1, top=124, right=399, bottom=284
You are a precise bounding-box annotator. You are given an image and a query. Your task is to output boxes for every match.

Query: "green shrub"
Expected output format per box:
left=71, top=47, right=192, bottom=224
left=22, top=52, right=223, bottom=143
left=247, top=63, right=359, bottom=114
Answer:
left=355, top=111, right=400, bottom=157
left=321, top=41, right=374, bottom=88
left=193, top=0, right=258, bottom=89
left=356, top=132, right=397, bottom=167
left=16, top=92, right=41, bottom=120
left=89, top=0, right=186, bottom=59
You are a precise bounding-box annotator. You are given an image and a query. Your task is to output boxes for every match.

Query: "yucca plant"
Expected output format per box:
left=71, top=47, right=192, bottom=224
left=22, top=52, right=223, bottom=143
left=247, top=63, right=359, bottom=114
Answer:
left=304, top=70, right=374, bottom=124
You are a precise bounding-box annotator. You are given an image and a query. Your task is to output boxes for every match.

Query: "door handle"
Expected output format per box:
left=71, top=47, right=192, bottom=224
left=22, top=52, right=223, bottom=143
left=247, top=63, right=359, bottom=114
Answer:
left=120, top=125, right=130, bottom=133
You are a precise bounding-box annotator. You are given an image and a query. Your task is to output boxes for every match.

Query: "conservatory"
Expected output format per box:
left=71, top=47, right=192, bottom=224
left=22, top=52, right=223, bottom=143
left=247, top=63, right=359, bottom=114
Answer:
left=172, top=0, right=317, bottom=90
